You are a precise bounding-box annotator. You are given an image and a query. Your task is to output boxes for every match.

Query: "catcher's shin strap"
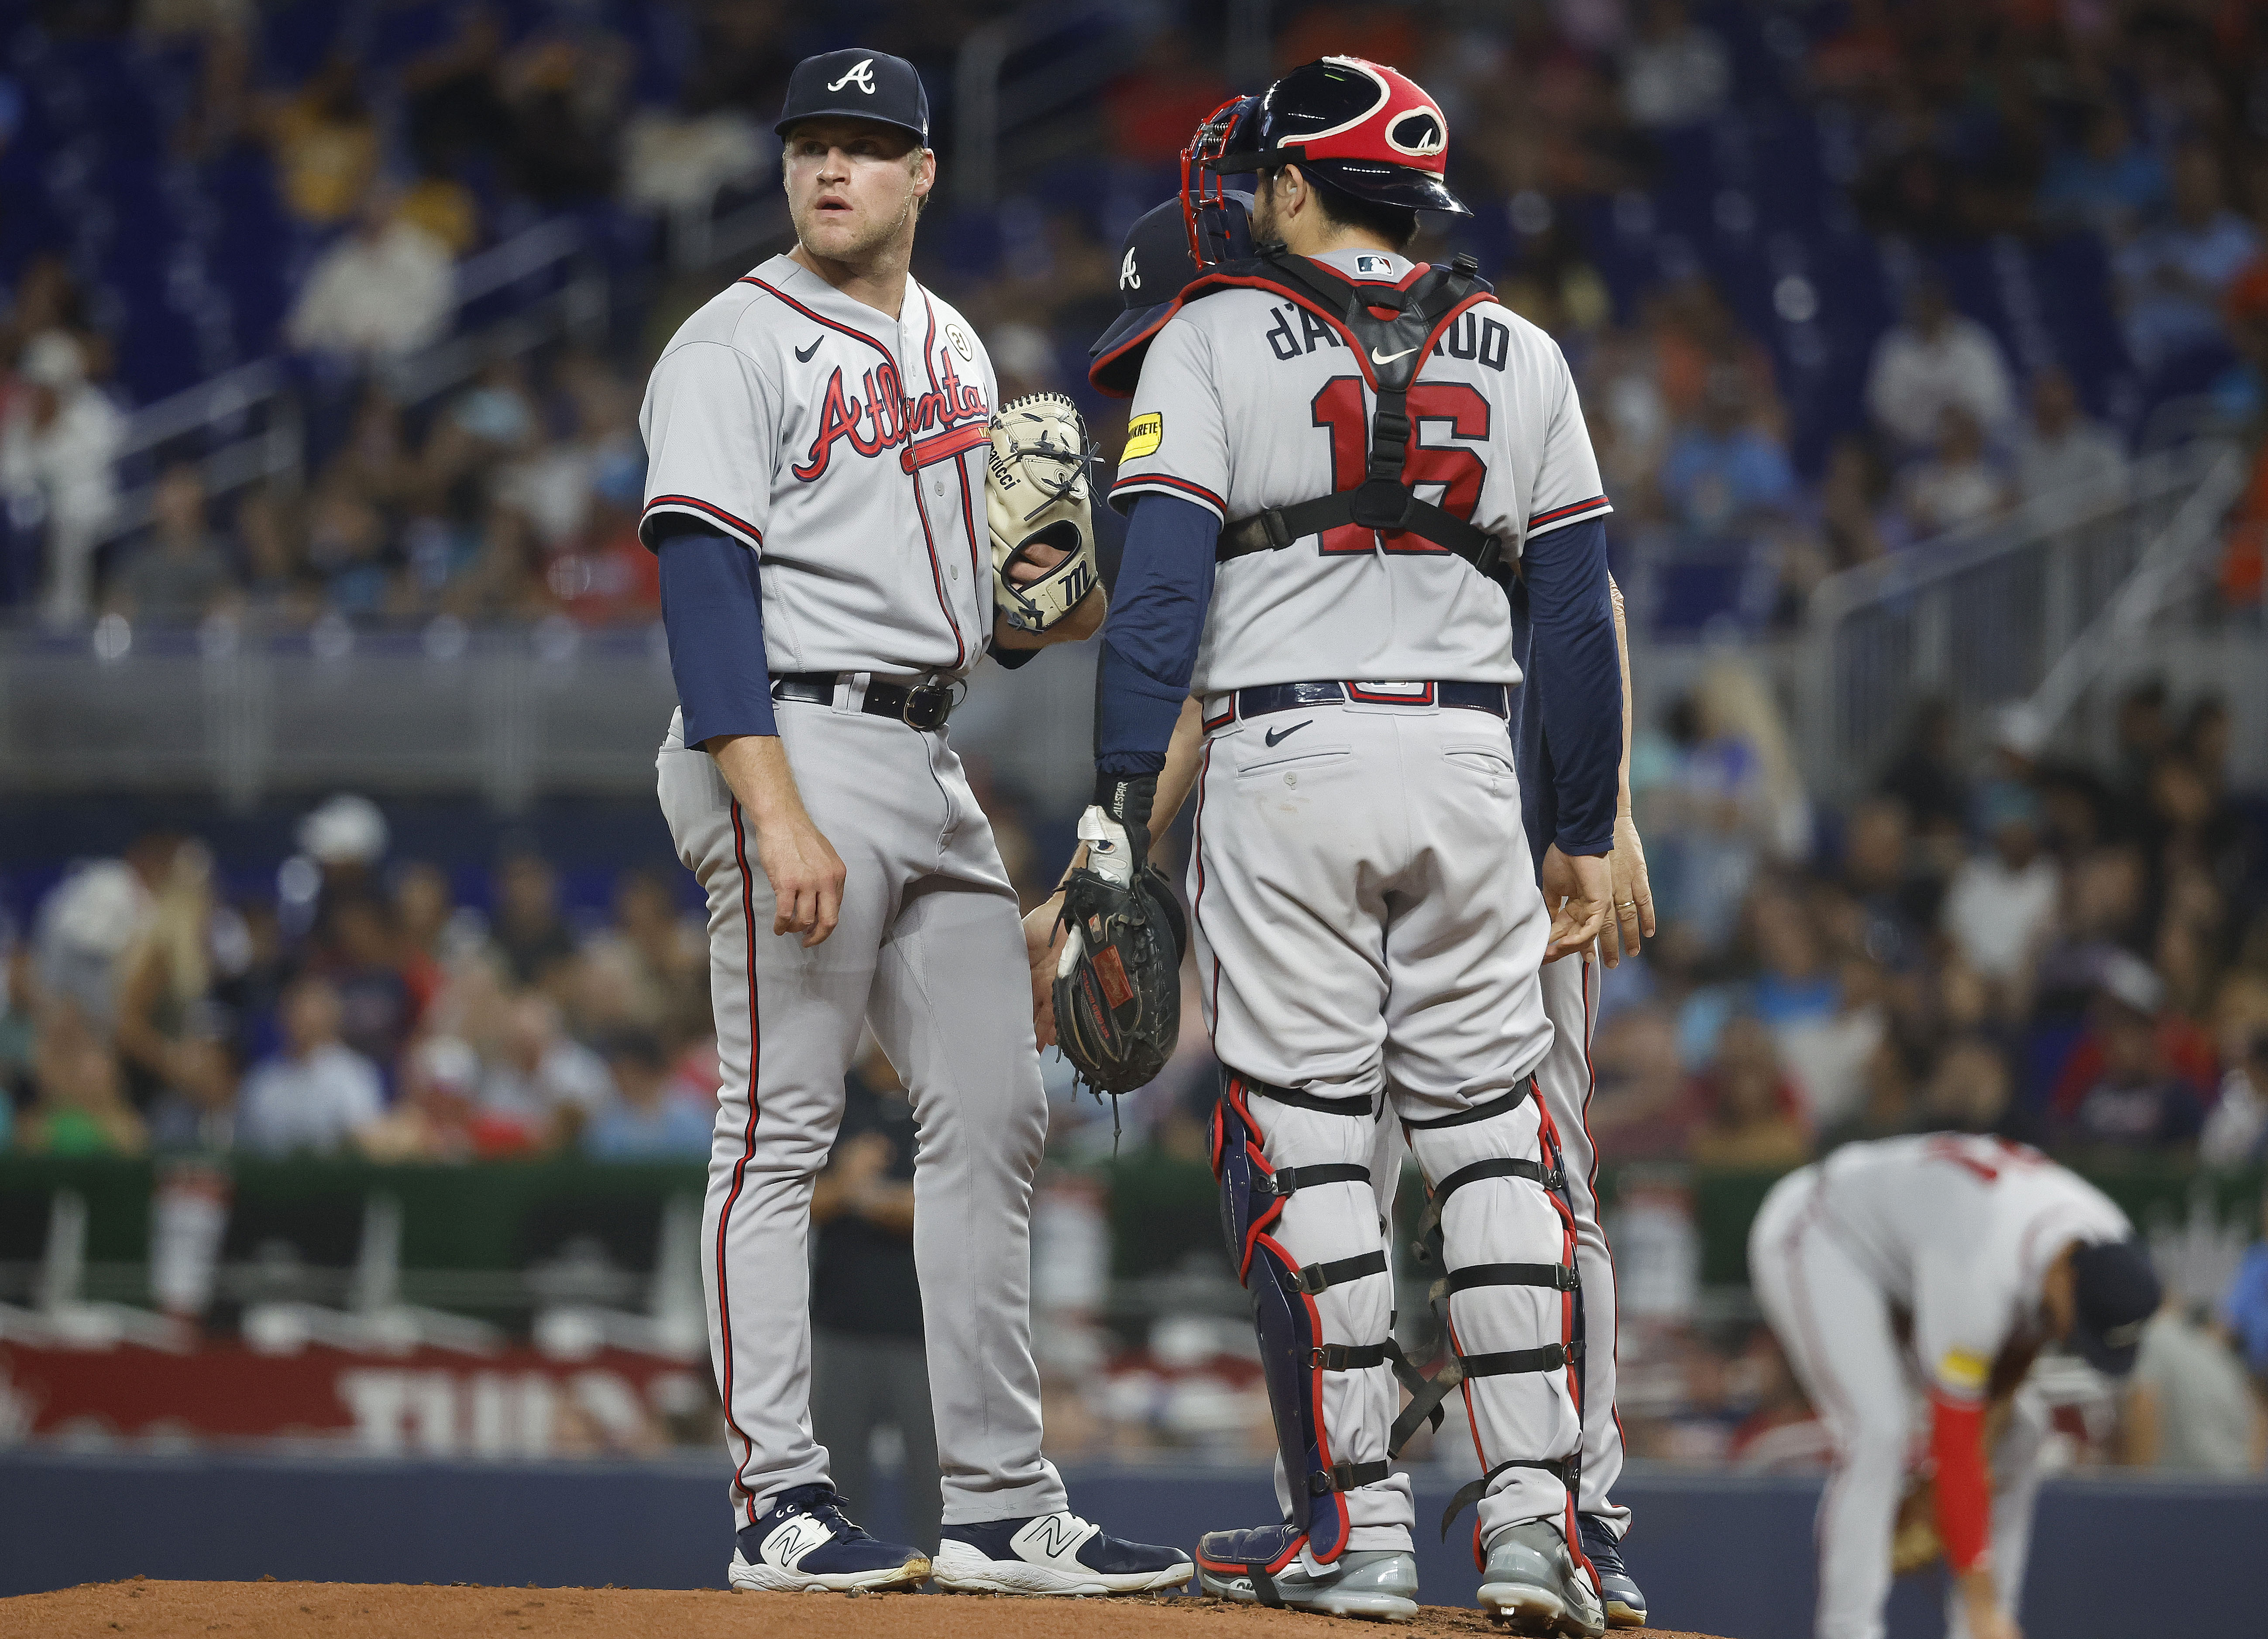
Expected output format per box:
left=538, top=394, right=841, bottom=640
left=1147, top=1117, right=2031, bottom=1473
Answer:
left=1441, top=1457, right=1571, bottom=1540
left=1312, top=1341, right=1392, bottom=1370
left=1387, top=1340, right=1582, bottom=1459
left=771, top=671, right=955, bottom=731
left=1261, top=1162, right=1372, bottom=1198
left=1201, top=251, right=1500, bottom=572
left=1281, top=1249, right=1389, bottom=1295
left=1306, top=1458, right=1392, bottom=1498
left=1237, top=1074, right=1375, bottom=1118
left=1447, top=1261, right=1579, bottom=1294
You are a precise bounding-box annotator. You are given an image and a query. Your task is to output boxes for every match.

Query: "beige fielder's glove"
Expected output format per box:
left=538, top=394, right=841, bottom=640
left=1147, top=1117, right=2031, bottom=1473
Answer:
left=987, top=392, right=1099, bottom=632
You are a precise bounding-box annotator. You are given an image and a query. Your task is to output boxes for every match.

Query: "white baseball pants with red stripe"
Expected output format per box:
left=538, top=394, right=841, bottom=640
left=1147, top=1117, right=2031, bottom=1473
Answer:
left=658, top=701, right=1066, bottom=1532
left=1532, top=952, right=1631, bottom=1534
left=1749, top=1170, right=2045, bottom=1639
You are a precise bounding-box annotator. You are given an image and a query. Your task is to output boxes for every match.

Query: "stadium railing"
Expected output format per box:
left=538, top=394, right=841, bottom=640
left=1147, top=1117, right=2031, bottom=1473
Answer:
left=1797, top=439, right=2255, bottom=802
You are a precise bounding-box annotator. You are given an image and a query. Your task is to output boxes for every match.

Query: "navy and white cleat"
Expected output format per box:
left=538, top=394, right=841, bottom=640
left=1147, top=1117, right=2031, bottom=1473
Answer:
left=728, top=1484, right=931, bottom=1593
left=1577, top=1515, right=1647, bottom=1630
left=1196, top=1525, right=1419, bottom=1622
left=932, top=1510, right=1194, bottom=1595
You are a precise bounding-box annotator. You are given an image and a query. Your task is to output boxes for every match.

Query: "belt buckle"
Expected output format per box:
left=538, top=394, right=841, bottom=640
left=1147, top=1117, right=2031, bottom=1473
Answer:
left=901, top=685, right=951, bottom=732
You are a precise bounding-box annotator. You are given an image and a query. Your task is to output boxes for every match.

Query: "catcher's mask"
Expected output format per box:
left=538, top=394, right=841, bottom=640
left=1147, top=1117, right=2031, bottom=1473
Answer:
left=1197, top=57, right=1470, bottom=220
left=1179, top=93, right=1265, bottom=270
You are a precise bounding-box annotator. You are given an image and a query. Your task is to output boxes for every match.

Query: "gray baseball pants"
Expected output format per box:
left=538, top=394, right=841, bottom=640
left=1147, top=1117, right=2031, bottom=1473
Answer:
left=657, top=694, right=1066, bottom=1532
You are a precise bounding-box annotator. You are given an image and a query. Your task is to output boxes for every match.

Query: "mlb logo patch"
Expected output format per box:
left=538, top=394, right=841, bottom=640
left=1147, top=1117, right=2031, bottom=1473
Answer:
left=1355, top=255, right=1389, bottom=276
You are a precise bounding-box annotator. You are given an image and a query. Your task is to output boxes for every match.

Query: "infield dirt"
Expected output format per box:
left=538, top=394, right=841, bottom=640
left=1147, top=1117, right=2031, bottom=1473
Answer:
left=1, top=1580, right=1739, bottom=1639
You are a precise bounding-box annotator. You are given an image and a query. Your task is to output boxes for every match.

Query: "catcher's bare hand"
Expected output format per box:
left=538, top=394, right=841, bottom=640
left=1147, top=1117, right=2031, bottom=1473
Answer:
left=1540, top=845, right=1611, bottom=963
left=753, top=808, right=845, bottom=947
left=1602, top=812, right=1656, bottom=969
left=1024, top=892, right=1068, bottom=1048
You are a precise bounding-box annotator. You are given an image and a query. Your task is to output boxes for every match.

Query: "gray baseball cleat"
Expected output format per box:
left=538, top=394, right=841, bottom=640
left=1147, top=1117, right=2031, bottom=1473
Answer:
left=1196, top=1539, right=1420, bottom=1623
left=1477, top=1519, right=1607, bottom=1637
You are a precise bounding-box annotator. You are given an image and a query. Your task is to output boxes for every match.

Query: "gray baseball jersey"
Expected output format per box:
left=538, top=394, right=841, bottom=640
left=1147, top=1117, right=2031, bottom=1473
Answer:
left=1109, top=247, right=1610, bottom=691
left=1750, top=1139, right=2131, bottom=1638
left=639, top=252, right=999, bottom=677
left=641, top=257, right=1069, bottom=1536
left=1129, top=249, right=1615, bottom=1562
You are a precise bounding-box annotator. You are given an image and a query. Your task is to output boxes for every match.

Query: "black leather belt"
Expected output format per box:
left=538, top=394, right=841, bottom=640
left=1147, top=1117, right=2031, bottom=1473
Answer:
left=1222, top=680, right=1508, bottom=722
left=770, top=671, right=955, bottom=731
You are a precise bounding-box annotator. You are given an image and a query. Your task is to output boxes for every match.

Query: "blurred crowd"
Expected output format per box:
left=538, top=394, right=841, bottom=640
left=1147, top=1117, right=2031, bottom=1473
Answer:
left=3, top=1, right=2268, bottom=1476
left=0, top=794, right=719, bottom=1167
left=5, top=3, right=2268, bottom=627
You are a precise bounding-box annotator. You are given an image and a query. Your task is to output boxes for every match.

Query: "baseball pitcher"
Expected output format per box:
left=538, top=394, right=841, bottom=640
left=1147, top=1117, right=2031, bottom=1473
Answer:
left=640, top=47, right=1188, bottom=1598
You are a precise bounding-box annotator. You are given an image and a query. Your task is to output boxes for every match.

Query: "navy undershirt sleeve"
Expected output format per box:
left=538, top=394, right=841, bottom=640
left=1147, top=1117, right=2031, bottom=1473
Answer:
left=1519, top=516, right=1621, bottom=856
left=655, top=521, right=777, bottom=746
left=1095, top=493, right=1218, bottom=775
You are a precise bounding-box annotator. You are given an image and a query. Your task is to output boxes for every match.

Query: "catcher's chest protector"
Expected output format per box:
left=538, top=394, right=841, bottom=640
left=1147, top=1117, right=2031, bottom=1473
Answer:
left=1182, top=251, right=1503, bottom=574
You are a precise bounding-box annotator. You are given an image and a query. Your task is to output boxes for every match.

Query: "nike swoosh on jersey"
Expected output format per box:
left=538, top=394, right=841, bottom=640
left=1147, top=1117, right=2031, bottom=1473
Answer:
left=1264, top=721, right=1311, bottom=747
left=1371, top=345, right=1420, bottom=365
left=794, top=337, right=823, bottom=363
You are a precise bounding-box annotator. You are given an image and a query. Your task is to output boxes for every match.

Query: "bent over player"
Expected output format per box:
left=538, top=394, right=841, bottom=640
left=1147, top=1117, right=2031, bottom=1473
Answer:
left=1070, top=58, right=1625, bottom=1630
left=1750, top=1134, right=2160, bottom=1639
left=641, top=48, right=1188, bottom=1598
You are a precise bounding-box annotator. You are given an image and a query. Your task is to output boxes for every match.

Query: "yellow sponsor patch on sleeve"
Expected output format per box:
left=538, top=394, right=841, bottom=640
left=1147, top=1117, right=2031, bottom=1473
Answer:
left=1121, top=412, right=1163, bottom=461
left=1937, top=1348, right=1989, bottom=1394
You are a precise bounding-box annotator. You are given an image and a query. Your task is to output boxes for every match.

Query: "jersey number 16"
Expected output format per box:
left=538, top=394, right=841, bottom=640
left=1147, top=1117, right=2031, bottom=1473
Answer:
left=1310, top=378, right=1490, bottom=556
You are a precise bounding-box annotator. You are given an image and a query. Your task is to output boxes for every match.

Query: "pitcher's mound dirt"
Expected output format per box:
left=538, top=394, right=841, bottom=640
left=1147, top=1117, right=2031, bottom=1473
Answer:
left=0, top=1579, right=1738, bottom=1639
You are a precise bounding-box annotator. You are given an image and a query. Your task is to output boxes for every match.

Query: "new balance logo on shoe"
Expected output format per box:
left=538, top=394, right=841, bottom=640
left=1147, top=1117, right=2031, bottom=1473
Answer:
left=1016, top=1514, right=1090, bottom=1562
left=760, top=1515, right=834, bottom=1569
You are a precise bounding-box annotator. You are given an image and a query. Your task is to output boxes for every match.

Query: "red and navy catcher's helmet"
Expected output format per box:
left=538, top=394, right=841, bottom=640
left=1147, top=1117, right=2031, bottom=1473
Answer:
left=1206, top=56, right=1468, bottom=218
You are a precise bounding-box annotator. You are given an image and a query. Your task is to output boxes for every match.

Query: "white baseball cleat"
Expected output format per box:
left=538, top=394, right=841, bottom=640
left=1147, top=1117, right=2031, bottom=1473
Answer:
left=931, top=1510, right=1194, bottom=1595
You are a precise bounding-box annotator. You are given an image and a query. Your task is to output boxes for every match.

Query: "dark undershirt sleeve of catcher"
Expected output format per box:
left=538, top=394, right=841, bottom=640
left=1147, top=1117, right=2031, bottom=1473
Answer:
left=655, top=519, right=777, bottom=746
left=1520, top=515, right=1620, bottom=856
left=1095, top=492, right=1218, bottom=776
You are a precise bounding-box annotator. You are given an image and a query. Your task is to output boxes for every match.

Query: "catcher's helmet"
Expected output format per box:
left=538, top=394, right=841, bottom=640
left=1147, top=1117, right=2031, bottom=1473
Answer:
left=1210, top=56, right=1468, bottom=216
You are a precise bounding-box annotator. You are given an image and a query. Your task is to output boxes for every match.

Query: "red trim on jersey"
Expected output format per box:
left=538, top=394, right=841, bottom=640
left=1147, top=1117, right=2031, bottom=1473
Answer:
left=718, top=801, right=765, bottom=1523
left=1528, top=495, right=1612, bottom=530
left=643, top=495, right=763, bottom=546
left=739, top=277, right=897, bottom=366
left=1110, top=472, right=1227, bottom=514
left=1202, top=704, right=1235, bottom=732
left=910, top=293, right=968, bottom=670
left=901, top=419, right=992, bottom=472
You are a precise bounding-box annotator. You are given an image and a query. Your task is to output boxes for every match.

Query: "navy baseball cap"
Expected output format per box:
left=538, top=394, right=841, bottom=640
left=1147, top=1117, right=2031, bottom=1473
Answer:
left=2068, top=1237, right=2161, bottom=1377
left=776, top=49, right=928, bottom=145
left=1089, top=192, right=1254, bottom=398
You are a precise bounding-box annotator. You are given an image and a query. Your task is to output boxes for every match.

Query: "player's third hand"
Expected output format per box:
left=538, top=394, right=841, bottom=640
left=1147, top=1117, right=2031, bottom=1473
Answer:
left=754, top=807, right=847, bottom=947
left=1603, top=812, right=1656, bottom=969
left=1540, top=845, right=1612, bottom=963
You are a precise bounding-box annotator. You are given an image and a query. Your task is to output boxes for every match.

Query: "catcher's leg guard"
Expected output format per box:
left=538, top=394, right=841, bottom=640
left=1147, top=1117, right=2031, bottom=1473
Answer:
left=1209, top=1070, right=1397, bottom=1573
left=1402, top=1084, right=1588, bottom=1574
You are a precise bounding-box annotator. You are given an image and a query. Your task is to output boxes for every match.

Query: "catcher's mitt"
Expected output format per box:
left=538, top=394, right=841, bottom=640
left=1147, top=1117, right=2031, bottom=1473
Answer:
left=987, top=392, right=1100, bottom=632
left=1052, top=808, right=1186, bottom=1096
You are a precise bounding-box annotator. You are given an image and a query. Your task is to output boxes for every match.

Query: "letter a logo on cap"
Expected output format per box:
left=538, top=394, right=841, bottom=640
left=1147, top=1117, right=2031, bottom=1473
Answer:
left=828, top=57, right=877, bottom=94
left=1120, top=246, right=1141, bottom=291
